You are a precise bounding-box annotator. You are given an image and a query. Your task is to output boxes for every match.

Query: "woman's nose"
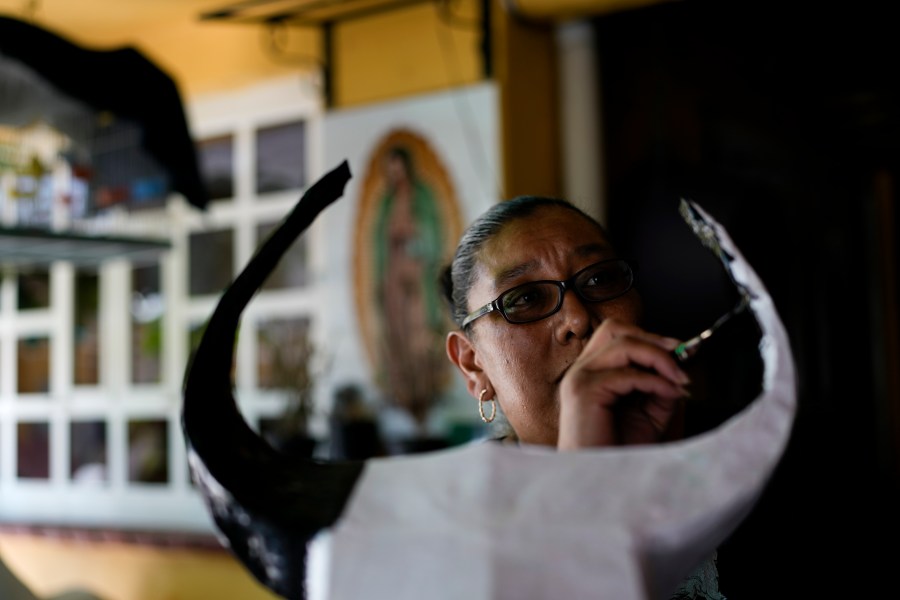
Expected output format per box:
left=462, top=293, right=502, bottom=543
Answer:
left=554, top=289, right=595, bottom=343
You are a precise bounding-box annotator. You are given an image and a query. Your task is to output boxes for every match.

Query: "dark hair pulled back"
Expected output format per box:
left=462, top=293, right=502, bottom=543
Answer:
left=439, top=196, right=605, bottom=329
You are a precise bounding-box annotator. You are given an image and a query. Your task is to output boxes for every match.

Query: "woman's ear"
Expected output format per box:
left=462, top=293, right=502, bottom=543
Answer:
left=446, top=331, right=486, bottom=398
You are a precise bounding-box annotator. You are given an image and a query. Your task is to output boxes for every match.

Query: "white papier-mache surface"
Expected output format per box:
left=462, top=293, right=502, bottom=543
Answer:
left=307, top=202, right=796, bottom=600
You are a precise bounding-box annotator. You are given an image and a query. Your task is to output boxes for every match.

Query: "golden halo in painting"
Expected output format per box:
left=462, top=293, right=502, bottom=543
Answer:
left=352, top=128, right=463, bottom=425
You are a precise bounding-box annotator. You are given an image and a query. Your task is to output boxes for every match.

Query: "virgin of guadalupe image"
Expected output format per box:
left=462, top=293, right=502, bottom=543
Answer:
left=372, top=145, right=447, bottom=426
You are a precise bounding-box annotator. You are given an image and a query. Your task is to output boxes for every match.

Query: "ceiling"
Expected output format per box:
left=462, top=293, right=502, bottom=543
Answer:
left=0, top=0, right=653, bottom=99
left=0, top=0, right=649, bottom=38
left=0, top=0, right=444, bottom=40
left=0, top=0, right=224, bottom=46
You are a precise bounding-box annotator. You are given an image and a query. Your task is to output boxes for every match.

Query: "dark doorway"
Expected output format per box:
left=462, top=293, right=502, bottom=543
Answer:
left=595, top=2, right=899, bottom=597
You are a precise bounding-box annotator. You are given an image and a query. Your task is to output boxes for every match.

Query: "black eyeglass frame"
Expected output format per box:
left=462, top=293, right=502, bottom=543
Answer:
left=461, top=258, right=636, bottom=328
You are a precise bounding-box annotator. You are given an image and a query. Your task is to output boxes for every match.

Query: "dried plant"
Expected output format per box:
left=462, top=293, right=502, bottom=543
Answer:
left=259, top=318, right=329, bottom=438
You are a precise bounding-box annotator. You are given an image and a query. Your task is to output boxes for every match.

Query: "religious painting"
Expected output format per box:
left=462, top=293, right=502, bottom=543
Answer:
left=353, top=129, right=464, bottom=425
left=324, top=82, right=500, bottom=427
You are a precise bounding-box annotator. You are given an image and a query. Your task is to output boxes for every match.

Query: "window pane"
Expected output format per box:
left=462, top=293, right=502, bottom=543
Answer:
left=17, top=336, right=49, bottom=394
left=70, top=420, right=107, bottom=483
left=197, top=133, right=234, bottom=201
left=131, top=264, right=163, bottom=384
left=17, top=421, right=50, bottom=479
left=127, top=419, right=169, bottom=484
left=255, top=120, right=305, bottom=194
left=74, top=270, right=100, bottom=385
left=188, top=229, right=233, bottom=296
left=258, top=220, right=308, bottom=290
left=17, top=271, right=50, bottom=309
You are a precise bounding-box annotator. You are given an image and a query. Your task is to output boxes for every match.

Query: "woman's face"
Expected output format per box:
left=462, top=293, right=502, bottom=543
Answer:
left=453, top=206, right=643, bottom=445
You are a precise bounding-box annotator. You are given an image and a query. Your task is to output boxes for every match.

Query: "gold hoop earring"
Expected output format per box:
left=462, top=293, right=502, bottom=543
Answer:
left=478, top=388, right=496, bottom=423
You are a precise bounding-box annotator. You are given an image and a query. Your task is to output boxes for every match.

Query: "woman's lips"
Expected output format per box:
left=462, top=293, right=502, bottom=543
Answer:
left=554, top=363, right=573, bottom=384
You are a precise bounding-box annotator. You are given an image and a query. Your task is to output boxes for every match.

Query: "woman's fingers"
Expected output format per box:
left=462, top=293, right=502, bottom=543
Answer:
left=557, top=319, right=690, bottom=449
left=559, top=366, right=687, bottom=447
left=570, top=365, right=690, bottom=401
left=573, top=319, right=691, bottom=390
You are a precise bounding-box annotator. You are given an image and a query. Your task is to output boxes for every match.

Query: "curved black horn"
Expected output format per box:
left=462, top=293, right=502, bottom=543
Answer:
left=182, top=160, right=363, bottom=599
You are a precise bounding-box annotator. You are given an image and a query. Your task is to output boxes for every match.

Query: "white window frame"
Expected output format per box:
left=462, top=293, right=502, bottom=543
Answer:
left=0, top=74, right=323, bottom=533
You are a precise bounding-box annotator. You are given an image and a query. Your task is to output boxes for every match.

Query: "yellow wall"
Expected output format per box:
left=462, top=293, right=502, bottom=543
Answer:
left=0, top=532, right=279, bottom=600
left=333, top=2, right=483, bottom=107
left=110, top=1, right=486, bottom=106
left=491, top=1, right=560, bottom=199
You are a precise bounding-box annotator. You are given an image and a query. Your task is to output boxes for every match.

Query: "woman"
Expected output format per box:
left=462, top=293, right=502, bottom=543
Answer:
left=440, top=195, right=725, bottom=599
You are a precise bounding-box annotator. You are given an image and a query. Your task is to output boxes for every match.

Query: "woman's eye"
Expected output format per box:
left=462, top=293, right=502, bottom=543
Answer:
left=585, top=269, right=616, bottom=288
left=503, top=284, right=549, bottom=312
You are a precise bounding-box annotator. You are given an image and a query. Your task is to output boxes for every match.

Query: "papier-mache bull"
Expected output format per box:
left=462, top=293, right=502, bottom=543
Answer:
left=182, top=160, right=796, bottom=600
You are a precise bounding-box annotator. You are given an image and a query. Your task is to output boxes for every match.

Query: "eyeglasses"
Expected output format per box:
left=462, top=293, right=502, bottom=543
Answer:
left=461, top=259, right=635, bottom=328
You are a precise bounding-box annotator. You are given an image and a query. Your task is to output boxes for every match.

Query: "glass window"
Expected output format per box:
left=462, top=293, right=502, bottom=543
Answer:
left=17, top=336, right=49, bottom=394
left=74, top=270, right=100, bottom=385
left=17, top=271, right=50, bottom=309
left=188, top=228, right=234, bottom=296
left=255, top=120, right=306, bottom=194
left=70, top=420, right=108, bottom=483
left=17, top=421, right=50, bottom=479
left=257, top=220, right=309, bottom=290
left=131, top=264, right=163, bottom=384
left=127, top=419, right=169, bottom=484
left=197, top=133, right=234, bottom=202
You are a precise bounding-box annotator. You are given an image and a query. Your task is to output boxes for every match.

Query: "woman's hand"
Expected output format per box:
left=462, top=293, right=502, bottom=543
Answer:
left=557, top=319, right=691, bottom=450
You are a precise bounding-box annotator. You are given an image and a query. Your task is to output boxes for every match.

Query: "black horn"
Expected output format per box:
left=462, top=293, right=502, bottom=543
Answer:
left=182, top=160, right=363, bottom=599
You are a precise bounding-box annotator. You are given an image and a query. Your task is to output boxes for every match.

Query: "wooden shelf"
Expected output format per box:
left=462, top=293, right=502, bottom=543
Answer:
left=0, top=226, right=170, bottom=268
